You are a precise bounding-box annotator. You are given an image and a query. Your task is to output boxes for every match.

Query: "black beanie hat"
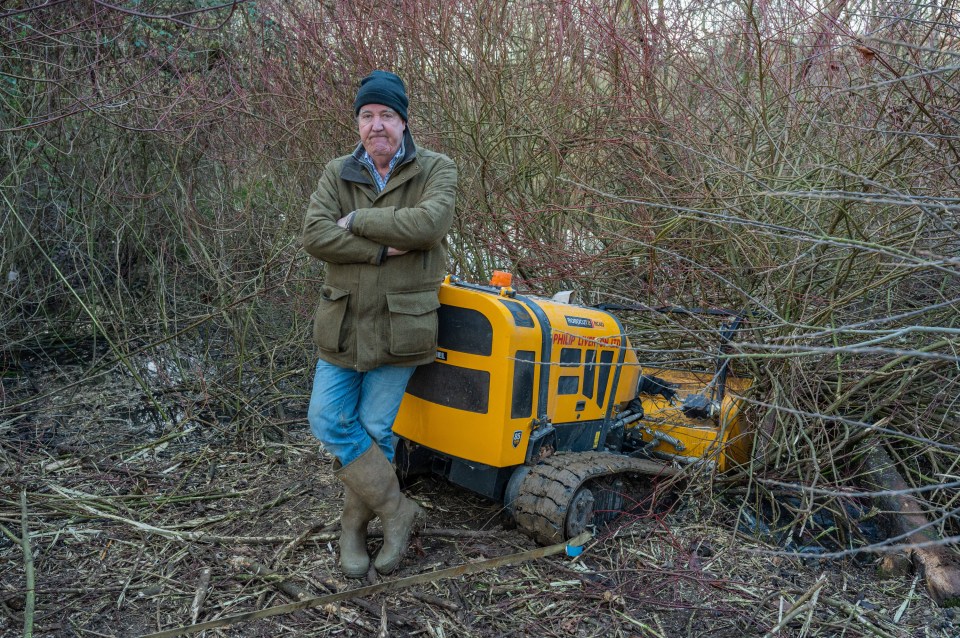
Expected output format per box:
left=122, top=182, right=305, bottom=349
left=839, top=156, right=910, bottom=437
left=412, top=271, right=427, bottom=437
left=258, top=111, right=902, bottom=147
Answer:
left=353, top=70, right=408, bottom=121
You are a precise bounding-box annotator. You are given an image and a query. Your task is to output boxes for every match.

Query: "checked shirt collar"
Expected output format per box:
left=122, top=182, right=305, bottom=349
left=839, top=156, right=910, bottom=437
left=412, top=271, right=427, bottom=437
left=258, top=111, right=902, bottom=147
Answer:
left=359, top=140, right=405, bottom=193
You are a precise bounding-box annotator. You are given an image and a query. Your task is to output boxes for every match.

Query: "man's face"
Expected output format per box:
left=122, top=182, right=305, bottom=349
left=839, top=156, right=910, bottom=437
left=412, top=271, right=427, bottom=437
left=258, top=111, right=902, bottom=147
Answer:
left=358, top=104, right=405, bottom=163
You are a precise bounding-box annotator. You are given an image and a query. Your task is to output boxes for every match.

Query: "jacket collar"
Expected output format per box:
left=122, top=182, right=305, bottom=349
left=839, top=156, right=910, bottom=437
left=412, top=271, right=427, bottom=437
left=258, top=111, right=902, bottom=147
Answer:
left=340, top=128, right=418, bottom=186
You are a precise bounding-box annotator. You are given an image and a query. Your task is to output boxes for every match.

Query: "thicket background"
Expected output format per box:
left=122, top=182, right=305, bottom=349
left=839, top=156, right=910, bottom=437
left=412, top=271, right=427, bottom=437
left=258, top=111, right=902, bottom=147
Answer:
left=2, top=0, right=958, bottom=583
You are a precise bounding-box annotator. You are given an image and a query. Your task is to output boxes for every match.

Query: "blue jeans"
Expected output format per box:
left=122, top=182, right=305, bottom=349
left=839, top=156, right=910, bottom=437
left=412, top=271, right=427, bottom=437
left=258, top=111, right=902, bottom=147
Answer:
left=307, top=358, right=416, bottom=467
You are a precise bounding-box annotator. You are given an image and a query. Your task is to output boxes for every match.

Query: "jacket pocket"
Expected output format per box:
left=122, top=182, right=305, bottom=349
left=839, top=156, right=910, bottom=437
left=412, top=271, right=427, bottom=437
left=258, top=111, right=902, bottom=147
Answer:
left=386, top=290, right=441, bottom=357
left=313, top=285, right=350, bottom=353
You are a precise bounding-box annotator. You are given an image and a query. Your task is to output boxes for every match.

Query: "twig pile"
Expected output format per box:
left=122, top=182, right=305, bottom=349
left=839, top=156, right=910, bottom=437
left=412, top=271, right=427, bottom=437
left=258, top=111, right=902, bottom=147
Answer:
left=1, top=398, right=956, bottom=636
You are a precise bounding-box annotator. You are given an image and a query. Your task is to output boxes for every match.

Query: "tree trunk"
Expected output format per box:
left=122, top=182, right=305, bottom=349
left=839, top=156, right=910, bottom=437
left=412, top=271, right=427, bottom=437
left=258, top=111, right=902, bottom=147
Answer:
left=861, top=445, right=960, bottom=607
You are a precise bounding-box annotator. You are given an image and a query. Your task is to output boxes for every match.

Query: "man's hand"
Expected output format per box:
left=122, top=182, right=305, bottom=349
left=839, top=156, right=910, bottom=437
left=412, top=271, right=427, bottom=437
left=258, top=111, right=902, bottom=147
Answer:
left=336, top=211, right=356, bottom=230
left=338, top=212, right=404, bottom=257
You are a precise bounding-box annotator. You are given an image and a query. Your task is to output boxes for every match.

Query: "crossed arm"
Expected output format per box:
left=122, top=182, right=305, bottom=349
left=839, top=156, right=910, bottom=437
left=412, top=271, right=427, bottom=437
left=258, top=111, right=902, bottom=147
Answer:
left=302, top=156, right=457, bottom=265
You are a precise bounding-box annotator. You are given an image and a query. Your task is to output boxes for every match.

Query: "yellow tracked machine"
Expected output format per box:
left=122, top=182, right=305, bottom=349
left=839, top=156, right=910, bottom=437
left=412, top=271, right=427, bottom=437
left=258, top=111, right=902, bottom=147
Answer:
left=393, top=273, right=754, bottom=544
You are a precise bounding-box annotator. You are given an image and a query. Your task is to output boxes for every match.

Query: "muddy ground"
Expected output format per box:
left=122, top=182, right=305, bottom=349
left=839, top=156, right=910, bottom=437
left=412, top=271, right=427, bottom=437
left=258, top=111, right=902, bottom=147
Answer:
left=1, top=350, right=958, bottom=637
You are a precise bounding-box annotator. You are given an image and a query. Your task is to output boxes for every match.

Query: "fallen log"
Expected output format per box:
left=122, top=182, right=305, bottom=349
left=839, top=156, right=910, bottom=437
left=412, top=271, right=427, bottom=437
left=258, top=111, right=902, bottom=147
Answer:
left=861, top=445, right=960, bottom=607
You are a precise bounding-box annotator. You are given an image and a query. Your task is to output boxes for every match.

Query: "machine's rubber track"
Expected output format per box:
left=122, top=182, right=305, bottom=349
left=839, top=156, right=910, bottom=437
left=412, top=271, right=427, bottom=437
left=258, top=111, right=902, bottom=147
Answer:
left=512, top=452, right=679, bottom=545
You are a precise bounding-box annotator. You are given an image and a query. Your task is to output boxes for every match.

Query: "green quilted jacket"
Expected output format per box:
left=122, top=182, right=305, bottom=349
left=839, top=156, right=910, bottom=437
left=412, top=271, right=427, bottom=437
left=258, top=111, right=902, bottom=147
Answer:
left=302, top=130, right=457, bottom=371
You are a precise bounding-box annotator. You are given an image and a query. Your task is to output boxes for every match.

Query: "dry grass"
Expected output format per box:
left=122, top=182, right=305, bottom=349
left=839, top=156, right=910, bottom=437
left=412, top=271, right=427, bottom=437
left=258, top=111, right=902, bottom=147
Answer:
left=1, top=353, right=956, bottom=638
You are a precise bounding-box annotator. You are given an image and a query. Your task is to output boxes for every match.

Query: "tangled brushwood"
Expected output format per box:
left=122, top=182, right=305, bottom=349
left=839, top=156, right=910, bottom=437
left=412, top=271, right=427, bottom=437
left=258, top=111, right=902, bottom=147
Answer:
left=1, top=0, right=958, bottom=636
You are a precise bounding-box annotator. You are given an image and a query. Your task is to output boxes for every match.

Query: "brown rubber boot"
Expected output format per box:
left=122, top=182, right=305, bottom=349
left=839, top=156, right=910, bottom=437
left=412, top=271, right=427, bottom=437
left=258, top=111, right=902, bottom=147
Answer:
left=335, top=445, right=423, bottom=575
left=333, top=460, right=375, bottom=578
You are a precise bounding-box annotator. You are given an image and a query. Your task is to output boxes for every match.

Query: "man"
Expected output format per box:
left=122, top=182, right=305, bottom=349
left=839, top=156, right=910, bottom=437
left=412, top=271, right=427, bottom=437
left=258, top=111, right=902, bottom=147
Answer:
left=302, top=70, right=457, bottom=577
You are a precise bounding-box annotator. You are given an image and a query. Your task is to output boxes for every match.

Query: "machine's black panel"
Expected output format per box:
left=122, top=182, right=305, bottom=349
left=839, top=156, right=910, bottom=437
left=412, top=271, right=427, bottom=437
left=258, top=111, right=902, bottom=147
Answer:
left=437, top=306, right=493, bottom=356
left=500, top=299, right=535, bottom=328
left=511, top=350, right=536, bottom=418
left=406, top=362, right=490, bottom=414
left=554, top=420, right=605, bottom=452
left=583, top=349, right=596, bottom=399
left=560, top=347, right=582, bottom=367
left=558, top=375, right=579, bottom=395
left=394, top=439, right=434, bottom=481
left=514, top=294, right=552, bottom=419
left=597, top=311, right=630, bottom=450
left=596, top=350, right=614, bottom=407
left=446, top=457, right=515, bottom=501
